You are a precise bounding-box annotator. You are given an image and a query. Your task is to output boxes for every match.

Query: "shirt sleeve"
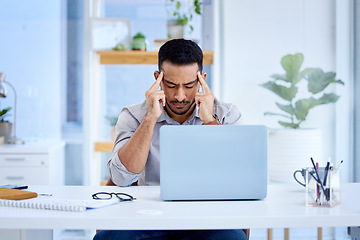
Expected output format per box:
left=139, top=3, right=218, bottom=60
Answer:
left=214, top=99, right=241, bottom=125
left=222, top=103, right=241, bottom=125
left=107, top=107, right=142, bottom=187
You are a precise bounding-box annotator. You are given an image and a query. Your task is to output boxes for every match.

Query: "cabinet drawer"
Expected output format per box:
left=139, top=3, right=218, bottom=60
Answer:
left=0, top=167, right=49, bottom=185
left=0, top=154, right=48, bottom=167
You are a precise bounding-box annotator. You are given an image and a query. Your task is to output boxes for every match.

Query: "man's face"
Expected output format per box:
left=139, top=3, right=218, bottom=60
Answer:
left=155, top=61, right=205, bottom=118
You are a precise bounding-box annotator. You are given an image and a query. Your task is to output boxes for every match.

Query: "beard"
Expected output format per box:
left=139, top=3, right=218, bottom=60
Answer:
left=165, top=99, right=195, bottom=116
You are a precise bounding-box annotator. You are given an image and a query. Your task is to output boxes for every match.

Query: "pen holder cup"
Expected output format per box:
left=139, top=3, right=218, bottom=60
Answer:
left=305, top=167, right=340, bottom=207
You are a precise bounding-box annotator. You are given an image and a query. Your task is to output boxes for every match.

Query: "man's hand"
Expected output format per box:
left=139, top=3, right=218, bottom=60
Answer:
left=145, top=72, right=165, bottom=121
left=195, top=72, right=216, bottom=124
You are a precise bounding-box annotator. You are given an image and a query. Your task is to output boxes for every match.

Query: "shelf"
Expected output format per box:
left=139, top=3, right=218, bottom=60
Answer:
left=96, top=50, right=214, bottom=65
left=94, top=141, right=113, bottom=152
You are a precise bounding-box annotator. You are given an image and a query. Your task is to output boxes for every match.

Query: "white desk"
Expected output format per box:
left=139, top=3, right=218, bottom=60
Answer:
left=0, top=183, right=359, bottom=230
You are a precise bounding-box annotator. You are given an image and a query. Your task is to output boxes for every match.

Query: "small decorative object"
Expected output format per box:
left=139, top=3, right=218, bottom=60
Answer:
left=166, top=0, right=202, bottom=39
left=0, top=106, right=12, bottom=143
left=260, top=53, right=344, bottom=129
left=91, top=18, right=131, bottom=50
left=131, top=32, right=147, bottom=51
left=0, top=73, right=23, bottom=144
left=112, top=42, right=127, bottom=51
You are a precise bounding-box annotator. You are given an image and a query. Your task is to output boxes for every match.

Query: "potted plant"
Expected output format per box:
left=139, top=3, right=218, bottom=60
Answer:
left=260, top=53, right=344, bottom=182
left=0, top=106, right=12, bottom=143
left=131, top=32, right=147, bottom=51
left=166, top=0, right=202, bottom=39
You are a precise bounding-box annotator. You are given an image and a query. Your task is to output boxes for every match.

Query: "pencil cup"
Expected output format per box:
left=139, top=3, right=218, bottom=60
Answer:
left=305, top=167, right=340, bottom=207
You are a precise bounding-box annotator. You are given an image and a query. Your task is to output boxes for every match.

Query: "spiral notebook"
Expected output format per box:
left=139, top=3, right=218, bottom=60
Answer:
left=0, top=197, right=121, bottom=212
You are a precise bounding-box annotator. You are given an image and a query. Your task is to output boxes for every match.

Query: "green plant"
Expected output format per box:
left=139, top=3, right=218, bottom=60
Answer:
left=133, top=32, right=146, bottom=39
left=0, top=107, right=11, bottom=122
left=260, top=53, right=344, bottom=129
left=167, top=0, right=202, bottom=33
left=112, top=42, right=126, bottom=51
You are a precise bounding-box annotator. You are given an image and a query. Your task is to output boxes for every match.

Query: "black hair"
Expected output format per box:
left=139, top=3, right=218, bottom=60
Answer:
left=158, top=39, right=203, bottom=73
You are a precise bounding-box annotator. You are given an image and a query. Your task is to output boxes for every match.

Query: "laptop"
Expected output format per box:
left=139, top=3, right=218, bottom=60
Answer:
left=160, top=125, right=267, bottom=201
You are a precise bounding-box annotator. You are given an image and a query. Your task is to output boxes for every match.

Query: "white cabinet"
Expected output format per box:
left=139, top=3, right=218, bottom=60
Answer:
left=0, top=141, right=65, bottom=240
left=0, top=141, right=65, bottom=186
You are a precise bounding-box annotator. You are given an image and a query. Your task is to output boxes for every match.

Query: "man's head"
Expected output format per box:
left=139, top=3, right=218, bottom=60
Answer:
left=158, top=39, right=203, bottom=73
left=154, top=39, right=207, bottom=122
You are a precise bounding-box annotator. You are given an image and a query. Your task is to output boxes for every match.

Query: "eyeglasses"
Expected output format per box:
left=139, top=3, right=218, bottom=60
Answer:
left=92, top=192, right=136, bottom=202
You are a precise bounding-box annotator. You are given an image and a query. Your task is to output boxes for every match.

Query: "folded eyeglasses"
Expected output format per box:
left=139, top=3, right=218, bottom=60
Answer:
left=92, top=192, right=136, bottom=202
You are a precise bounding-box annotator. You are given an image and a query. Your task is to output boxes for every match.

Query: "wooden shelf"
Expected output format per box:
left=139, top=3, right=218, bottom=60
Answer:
left=96, top=50, right=214, bottom=65
left=94, top=50, right=214, bottom=154
left=94, top=141, right=113, bottom=152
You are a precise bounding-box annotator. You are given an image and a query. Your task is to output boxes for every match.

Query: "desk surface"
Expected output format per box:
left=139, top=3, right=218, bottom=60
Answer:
left=0, top=183, right=359, bottom=230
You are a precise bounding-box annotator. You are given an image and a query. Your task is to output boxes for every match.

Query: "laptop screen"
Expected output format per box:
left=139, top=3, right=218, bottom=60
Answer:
left=160, top=125, right=267, bottom=201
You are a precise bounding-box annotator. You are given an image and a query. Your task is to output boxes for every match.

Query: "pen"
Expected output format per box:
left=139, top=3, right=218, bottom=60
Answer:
left=323, top=161, right=331, bottom=202
left=316, top=162, right=320, bottom=201
left=335, top=160, right=344, bottom=171
left=323, top=161, right=330, bottom=186
left=310, top=157, right=328, bottom=201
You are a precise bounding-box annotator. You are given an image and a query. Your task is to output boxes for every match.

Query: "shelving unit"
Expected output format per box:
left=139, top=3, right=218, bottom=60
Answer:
left=93, top=50, right=214, bottom=153
left=97, top=50, right=214, bottom=65
left=94, top=141, right=113, bottom=152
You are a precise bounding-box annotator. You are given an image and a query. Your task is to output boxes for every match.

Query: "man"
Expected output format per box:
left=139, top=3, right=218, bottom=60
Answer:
left=94, top=39, right=247, bottom=240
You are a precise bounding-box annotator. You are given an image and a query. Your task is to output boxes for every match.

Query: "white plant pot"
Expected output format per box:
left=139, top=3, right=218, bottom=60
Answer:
left=0, top=122, right=12, bottom=143
left=167, top=23, right=184, bottom=39
left=268, top=128, right=323, bottom=183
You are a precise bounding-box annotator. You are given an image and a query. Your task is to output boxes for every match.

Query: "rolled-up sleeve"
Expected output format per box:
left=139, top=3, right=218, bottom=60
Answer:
left=107, top=107, right=142, bottom=187
left=214, top=99, right=241, bottom=125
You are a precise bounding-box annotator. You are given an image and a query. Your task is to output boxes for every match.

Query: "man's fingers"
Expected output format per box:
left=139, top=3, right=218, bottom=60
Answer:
left=149, top=72, right=164, bottom=92
left=161, top=95, right=166, bottom=107
left=197, top=72, right=210, bottom=93
left=151, top=90, right=166, bottom=107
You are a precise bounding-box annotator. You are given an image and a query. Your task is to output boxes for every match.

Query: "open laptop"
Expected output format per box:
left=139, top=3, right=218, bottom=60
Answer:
left=160, top=125, right=267, bottom=201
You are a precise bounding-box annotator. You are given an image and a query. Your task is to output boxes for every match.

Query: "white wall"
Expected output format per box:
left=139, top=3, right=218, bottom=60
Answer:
left=216, top=0, right=339, bottom=166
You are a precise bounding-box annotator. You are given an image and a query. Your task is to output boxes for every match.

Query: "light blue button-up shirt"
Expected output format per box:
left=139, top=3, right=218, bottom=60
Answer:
left=107, top=98, right=241, bottom=186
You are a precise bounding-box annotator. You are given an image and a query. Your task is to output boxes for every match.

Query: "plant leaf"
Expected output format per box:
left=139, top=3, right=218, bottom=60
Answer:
left=176, top=1, right=181, bottom=9
left=317, top=92, right=340, bottom=104
left=275, top=102, right=294, bottom=115
left=260, top=81, right=298, bottom=101
left=270, top=74, right=289, bottom=82
left=293, top=93, right=340, bottom=121
left=278, top=121, right=300, bottom=129
left=0, top=107, right=11, bottom=117
left=264, top=112, right=292, bottom=119
left=294, top=98, right=315, bottom=121
left=194, top=2, right=201, bottom=14
left=281, top=53, right=304, bottom=84
left=305, top=68, right=345, bottom=94
left=301, top=67, right=317, bottom=76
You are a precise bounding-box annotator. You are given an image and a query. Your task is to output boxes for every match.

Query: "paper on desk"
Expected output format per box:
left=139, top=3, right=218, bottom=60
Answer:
left=0, top=197, right=121, bottom=212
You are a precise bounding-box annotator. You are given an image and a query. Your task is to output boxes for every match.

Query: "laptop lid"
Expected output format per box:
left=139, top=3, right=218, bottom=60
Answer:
left=160, top=125, right=267, bottom=201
